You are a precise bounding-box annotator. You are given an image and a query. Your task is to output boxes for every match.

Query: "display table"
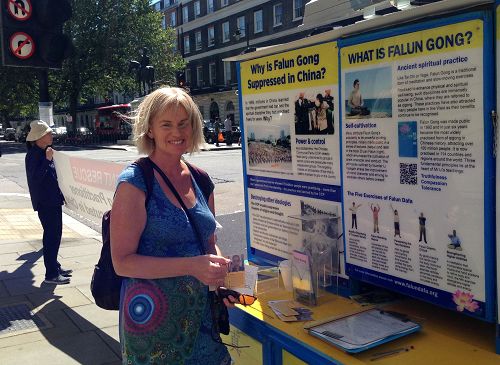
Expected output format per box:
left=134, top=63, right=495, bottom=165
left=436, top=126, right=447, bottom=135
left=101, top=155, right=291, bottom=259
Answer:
left=222, top=283, right=499, bottom=365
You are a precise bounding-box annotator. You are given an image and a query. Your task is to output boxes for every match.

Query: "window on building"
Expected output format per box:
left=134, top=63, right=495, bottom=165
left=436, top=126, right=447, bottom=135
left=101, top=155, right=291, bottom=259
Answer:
left=224, top=61, right=231, bottom=85
left=195, top=31, right=202, bottom=50
left=293, top=0, right=304, bottom=20
left=208, top=26, right=215, bottom=47
left=221, top=0, right=228, bottom=7
left=182, top=6, right=189, bottom=23
left=209, top=63, right=216, bottom=85
left=153, top=1, right=162, bottom=11
left=183, top=35, right=190, bottom=54
left=194, top=1, right=201, bottom=18
left=186, top=68, right=192, bottom=85
left=254, top=10, right=263, bottom=33
left=162, top=15, right=167, bottom=29
left=237, top=16, right=245, bottom=37
left=273, top=3, right=283, bottom=26
left=207, top=0, right=214, bottom=13
left=222, top=21, right=230, bottom=42
left=197, top=66, right=204, bottom=87
left=170, top=11, right=176, bottom=27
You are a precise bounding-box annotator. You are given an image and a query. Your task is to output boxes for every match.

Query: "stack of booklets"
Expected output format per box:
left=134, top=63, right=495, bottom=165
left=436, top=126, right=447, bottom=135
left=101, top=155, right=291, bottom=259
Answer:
left=304, top=308, right=421, bottom=353
left=268, top=300, right=313, bottom=322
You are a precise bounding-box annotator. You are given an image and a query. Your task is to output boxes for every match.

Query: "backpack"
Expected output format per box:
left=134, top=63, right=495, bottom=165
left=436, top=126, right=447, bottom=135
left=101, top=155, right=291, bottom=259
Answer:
left=90, top=157, right=213, bottom=310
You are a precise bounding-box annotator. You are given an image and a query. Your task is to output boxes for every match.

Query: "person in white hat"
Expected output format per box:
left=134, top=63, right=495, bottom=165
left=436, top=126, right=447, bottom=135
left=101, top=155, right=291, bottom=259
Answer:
left=25, top=120, right=72, bottom=285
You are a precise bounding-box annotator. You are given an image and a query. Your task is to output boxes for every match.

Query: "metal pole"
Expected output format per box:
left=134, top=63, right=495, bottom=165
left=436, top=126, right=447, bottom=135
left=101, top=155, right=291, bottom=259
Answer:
left=246, top=22, right=249, bottom=49
left=38, top=69, right=54, bottom=126
left=38, top=69, right=49, bottom=102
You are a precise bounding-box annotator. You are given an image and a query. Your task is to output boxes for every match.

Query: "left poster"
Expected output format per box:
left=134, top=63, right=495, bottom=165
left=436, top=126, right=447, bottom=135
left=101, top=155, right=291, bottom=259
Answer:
left=240, top=42, right=343, bottom=276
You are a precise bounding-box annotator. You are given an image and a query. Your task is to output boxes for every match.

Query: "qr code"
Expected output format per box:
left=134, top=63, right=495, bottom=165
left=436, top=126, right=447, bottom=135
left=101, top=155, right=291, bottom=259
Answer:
left=400, top=163, right=417, bottom=185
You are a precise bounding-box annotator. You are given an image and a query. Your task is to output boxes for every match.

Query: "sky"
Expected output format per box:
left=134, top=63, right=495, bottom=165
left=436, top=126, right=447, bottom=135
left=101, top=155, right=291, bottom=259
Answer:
left=344, top=66, right=393, bottom=99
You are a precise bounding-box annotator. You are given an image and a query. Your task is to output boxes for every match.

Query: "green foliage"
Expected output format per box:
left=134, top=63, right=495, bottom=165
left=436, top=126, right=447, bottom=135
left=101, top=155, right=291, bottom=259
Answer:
left=0, top=0, right=184, bottom=123
left=52, top=0, right=184, bottom=106
left=0, top=68, right=38, bottom=125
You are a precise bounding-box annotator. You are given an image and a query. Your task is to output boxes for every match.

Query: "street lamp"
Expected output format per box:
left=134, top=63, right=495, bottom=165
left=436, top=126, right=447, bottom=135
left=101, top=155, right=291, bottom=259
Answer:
left=233, top=23, right=256, bottom=54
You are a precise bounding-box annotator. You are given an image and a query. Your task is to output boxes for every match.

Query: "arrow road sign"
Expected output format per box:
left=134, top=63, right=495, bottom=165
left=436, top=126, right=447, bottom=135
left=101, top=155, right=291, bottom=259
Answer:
left=9, top=32, right=34, bottom=59
left=7, top=0, right=32, bottom=21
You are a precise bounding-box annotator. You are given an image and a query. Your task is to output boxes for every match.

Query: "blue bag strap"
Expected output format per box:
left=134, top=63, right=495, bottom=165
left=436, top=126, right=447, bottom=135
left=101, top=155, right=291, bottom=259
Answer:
left=149, top=159, right=207, bottom=255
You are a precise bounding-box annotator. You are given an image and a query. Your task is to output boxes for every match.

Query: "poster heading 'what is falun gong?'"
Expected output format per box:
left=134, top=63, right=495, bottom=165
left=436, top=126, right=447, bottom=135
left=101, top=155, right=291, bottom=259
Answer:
left=341, top=20, right=483, bottom=69
left=241, top=42, right=338, bottom=95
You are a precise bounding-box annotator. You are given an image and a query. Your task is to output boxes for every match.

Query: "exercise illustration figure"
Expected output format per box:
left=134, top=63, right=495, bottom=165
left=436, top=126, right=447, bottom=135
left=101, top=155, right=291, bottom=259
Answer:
left=390, top=204, right=401, bottom=237
left=447, top=230, right=462, bottom=251
left=348, top=79, right=370, bottom=116
left=349, top=202, right=362, bottom=229
left=418, top=212, right=427, bottom=243
left=370, top=203, right=380, bottom=233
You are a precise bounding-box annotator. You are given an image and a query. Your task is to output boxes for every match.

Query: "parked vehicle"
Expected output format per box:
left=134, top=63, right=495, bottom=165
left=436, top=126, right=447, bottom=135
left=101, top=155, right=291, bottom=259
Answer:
left=15, top=125, right=30, bottom=143
left=203, top=120, right=217, bottom=144
left=52, top=126, right=67, bottom=143
left=4, top=128, right=15, bottom=141
left=203, top=120, right=241, bottom=144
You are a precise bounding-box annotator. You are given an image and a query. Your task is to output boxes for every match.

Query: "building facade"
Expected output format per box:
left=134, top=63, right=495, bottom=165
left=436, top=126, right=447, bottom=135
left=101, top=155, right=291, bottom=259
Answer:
left=155, top=0, right=313, bottom=125
left=154, top=0, right=429, bottom=125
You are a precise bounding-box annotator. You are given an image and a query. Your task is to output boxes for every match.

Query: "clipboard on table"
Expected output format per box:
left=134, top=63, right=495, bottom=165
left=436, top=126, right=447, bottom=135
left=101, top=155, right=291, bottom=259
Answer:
left=304, top=308, right=421, bottom=353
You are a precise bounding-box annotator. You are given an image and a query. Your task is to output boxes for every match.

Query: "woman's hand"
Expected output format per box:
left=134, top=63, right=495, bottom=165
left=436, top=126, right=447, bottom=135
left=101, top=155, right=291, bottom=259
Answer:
left=223, top=296, right=238, bottom=308
left=45, top=147, right=54, bottom=161
left=191, top=254, right=230, bottom=286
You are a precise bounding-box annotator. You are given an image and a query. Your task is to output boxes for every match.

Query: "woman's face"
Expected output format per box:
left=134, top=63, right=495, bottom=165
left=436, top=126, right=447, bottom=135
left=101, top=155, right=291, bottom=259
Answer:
left=35, top=132, right=53, bottom=149
left=149, top=105, right=192, bottom=157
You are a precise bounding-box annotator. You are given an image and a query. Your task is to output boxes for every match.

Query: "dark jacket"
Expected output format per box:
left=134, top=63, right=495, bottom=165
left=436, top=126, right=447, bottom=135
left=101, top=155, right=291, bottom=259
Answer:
left=25, top=145, right=64, bottom=211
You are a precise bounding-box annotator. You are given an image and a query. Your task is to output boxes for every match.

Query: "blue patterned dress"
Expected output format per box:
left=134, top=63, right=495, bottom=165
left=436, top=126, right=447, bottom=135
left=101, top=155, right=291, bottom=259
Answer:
left=117, top=164, right=230, bottom=365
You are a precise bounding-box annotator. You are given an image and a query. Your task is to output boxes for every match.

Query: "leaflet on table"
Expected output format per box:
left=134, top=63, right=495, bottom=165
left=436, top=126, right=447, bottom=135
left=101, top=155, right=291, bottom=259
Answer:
left=247, top=188, right=343, bottom=276
left=341, top=20, right=487, bottom=317
left=240, top=42, right=340, bottom=187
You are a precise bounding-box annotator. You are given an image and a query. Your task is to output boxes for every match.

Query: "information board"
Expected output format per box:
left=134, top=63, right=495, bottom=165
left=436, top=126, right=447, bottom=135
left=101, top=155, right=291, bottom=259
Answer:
left=340, top=16, right=494, bottom=319
left=240, top=42, right=344, bottom=277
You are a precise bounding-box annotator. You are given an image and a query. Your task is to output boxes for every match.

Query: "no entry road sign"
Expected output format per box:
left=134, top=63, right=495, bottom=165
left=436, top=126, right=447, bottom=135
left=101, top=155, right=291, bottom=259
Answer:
left=9, top=32, right=34, bottom=59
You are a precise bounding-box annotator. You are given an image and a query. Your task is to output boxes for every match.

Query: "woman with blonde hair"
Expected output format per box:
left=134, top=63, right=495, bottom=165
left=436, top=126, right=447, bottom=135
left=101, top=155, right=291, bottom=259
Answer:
left=111, top=87, right=233, bottom=364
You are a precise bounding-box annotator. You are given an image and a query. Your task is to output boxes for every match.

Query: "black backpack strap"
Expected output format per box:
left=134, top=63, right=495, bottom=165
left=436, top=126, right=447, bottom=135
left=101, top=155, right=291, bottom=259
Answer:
left=133, top=157, right=154, bottom=206
left=185, top=162, right=214, bottom=204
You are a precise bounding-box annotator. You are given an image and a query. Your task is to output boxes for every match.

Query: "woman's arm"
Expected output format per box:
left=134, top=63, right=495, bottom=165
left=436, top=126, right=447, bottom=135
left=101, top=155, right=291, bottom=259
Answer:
left=110, top=182, right=228, bottom=285
left=206, top=192, right=222, bottom=256
left=26, top=150, right=51, bottom=184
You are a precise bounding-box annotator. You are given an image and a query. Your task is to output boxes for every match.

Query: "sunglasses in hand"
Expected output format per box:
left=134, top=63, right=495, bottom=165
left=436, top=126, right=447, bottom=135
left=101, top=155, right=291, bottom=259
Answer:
left=217, top=287, right=257, bottom=306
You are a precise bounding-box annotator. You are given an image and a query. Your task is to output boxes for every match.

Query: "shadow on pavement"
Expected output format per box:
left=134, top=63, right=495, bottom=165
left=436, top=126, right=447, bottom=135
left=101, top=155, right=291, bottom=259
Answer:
left=0, top=250, right=121, bottom=364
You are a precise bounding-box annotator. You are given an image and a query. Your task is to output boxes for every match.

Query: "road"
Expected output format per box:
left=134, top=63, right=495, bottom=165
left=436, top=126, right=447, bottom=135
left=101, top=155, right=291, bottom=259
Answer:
left=0, top=141, right=247, bottom=256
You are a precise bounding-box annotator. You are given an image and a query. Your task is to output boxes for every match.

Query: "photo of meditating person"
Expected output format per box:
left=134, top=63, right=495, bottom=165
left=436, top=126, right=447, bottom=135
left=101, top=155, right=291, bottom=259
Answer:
left=447, top=230, right=462, bottom=251
left=344, top=68, right=392, bottom=119
left=347, top=79, right=370, bottom=117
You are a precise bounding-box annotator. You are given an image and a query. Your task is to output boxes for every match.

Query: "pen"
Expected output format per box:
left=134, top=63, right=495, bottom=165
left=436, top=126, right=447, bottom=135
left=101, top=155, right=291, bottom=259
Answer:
left=370, top=345, right=414, bottom=361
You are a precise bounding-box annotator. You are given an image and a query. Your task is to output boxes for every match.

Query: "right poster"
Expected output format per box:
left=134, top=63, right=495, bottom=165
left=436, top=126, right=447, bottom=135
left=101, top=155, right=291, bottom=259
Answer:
left=341, top=19, right=489, bottom=317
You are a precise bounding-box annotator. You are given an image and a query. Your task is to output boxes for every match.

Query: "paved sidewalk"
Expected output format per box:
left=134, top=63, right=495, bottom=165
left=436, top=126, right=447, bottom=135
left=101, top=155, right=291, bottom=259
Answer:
left=0, top=189, right=121, bottom=364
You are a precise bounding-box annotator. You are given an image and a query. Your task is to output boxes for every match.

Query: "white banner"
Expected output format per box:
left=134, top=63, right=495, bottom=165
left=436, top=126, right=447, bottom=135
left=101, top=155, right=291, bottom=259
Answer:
left=53, top=151, right=126, bottom=226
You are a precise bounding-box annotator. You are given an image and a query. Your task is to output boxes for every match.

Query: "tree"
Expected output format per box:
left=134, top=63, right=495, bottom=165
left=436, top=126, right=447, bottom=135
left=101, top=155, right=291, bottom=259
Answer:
left=0, top=0, right=183, bottom=127
left=0, top=68, right=38, bottom=126
left=50, top=0, right=184, bottom=128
